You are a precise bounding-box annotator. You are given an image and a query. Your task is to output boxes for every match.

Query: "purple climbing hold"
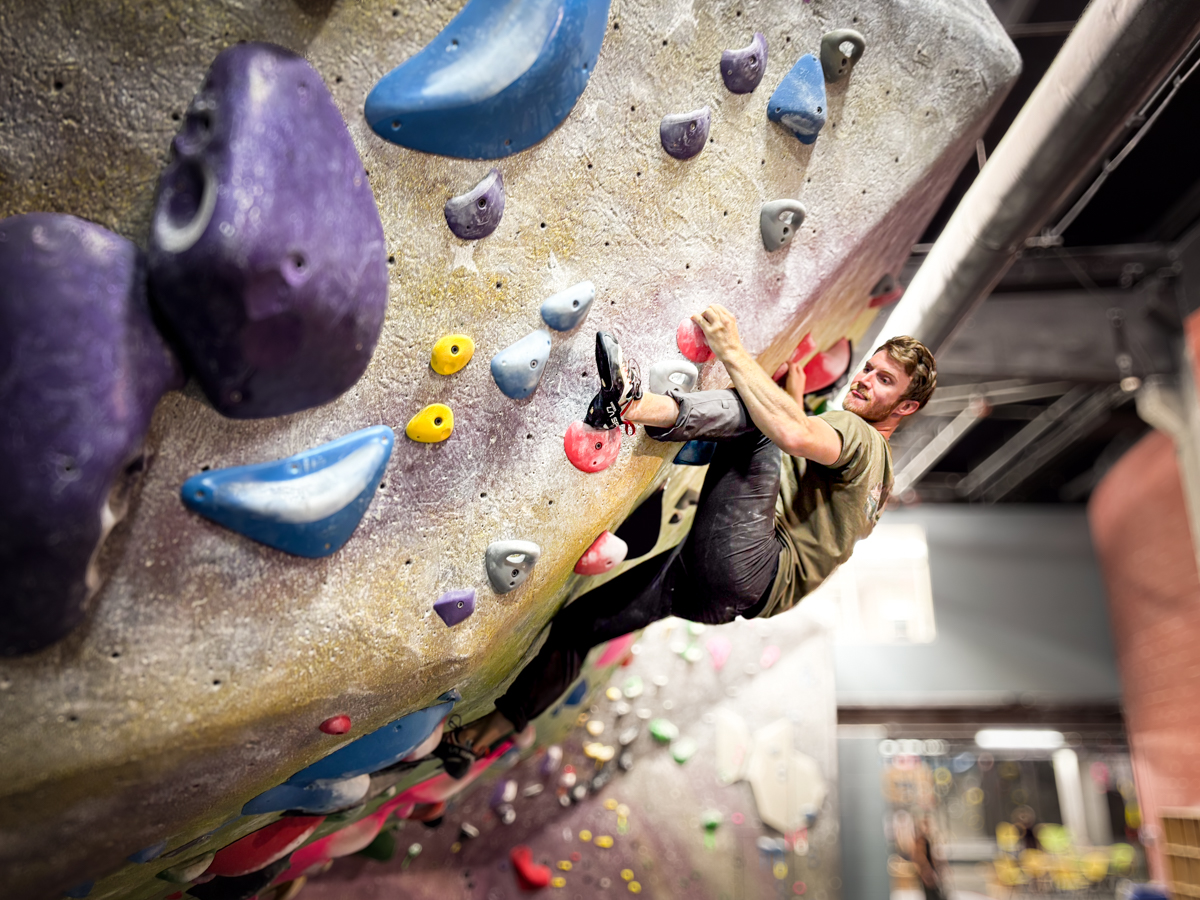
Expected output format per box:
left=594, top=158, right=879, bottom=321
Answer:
left=721, top=33, right=768, bottom=94
left=0, top=214, right=182, bottom=657
left=659, top=107, right=711, bottom=160
left=148, top=42, right=387, bottom=419
left=444, top=168, right=505, bottom=240
left=434, top=588, right=477, bottom=626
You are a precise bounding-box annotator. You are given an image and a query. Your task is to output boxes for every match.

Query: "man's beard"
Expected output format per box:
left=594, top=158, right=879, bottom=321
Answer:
left=845, top=387, right=899, bottom=423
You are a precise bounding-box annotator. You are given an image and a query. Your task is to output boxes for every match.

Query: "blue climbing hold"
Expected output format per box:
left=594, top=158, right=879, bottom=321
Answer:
left=241, top=773, right=370, bottom=816
left=767, top=54, right=827, bottom=144
left=565, top=680, right=589, bottom=706
left=181, top=425, right=394, bottom=558
left=65, top=882, right=94, bottom=899
left=540, top=281, right=595, bottom=331
left=364, top=0, right=612, bottom=159
left=674, top=441, right=717, bottom=466
left=490, top=330, right=552, bottom=399
left=127, top=840, right=168, bottom=864
left=284, top=690, right=460, bottom=785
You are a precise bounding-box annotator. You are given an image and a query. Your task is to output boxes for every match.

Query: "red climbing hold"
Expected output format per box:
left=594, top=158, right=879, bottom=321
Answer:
left=274, top=809, right=390, bottom=883
left=511, top=845, right=552, bottom=890
left=319, top=715, right=352, bottom=735
left=575, top=531, right=629, bottom=575
left=207, top=816, right=325, bottom=878
left=803, top=338, right=851, bottom=393
left=676, top=317, right=714, bottom=363
left=773, top=332, right=817, bottom=380
left=564, top=420, right=621, bottom=473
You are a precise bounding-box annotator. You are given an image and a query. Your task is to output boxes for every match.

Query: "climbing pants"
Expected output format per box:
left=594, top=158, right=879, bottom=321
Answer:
left=494, top=389, right=784, bottom=732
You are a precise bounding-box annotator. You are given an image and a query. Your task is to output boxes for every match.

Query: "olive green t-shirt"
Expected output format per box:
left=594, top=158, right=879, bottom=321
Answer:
left=756, top=409, right=893, bottom=618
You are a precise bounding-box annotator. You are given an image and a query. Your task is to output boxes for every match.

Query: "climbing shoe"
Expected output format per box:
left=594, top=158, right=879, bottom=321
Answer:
left=584, top=331, right=642, bottom=431
left=432, top=719, right=478, bottom=780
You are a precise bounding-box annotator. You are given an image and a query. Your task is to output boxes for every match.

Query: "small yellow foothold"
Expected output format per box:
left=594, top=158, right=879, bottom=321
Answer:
left=431, top=334, right=475, bottom=375
left=406, top=403, right=454, bottom=443
left=628, top=881, right=642, bottom=893
left=587, top=720, right=605, bottom=737
left=773, top=862, right=788, bottom=880
left=558, top=861, right=573, bottom=871
left=451, top=842, right=462, bottom=853
left=579, top=830, right=592, bottom=842
left=595, top=835, right=614, bottom=849
left=604, top=799, right=619, bottom=811
left=551, top=876, right=567, bottom=888
left=584, top=743, right=615, bottom=762
left=621, top=869, right=634, bottom=881
left=616, top=804, right=630, bottom=818
left=606, top=687, right=623, bottom=701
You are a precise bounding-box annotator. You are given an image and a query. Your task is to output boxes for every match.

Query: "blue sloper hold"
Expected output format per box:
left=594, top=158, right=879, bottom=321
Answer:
left=241, top=773, right=370, bottom=816
left=490, top=330, right=552, bottom=399
left=65, top=882, right=94, bottom=898
left=283, top=690, right=460, bottom=786
left=674, top=441, right=717, bottom=466
left=564, top=679, right=589, bottom=706
left=127, top=840, right=168, bottom=864
left=181, top=425, right=394, bottom=558
left=540, top=281, right=595, bottom=331
left=767, top=54, right=827, bottom=144
left=364, top=0, right=613, bottom=159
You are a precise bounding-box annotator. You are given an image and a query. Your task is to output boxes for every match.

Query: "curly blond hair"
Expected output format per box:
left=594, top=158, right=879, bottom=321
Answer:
left=876, top=336, right=937, bottom=409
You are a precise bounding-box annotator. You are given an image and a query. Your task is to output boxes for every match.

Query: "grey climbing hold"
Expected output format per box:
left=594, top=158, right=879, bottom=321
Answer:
left=444, top=168, right=505, bottom=240
left=820, top=29, right=866, bottom=82
left=434, top=588, right=476, bottom=627
left=540, top=280, right=596, bottom=331
left=721, top=33, right=768, bottom=94
left=760, top=200, right=807, bottom=252
left=648, top=360, right=699, bottom=395
left=659, top=106, right=711, bottom=160
left=618, top=726, right=638, bottom=746
left=618, top=750, right=634, bottom=771
left=485, top=539, right=541, bottom=593
left=490, top=330, right=552, bottom=399
left=767, top=55, right=827, bottom=144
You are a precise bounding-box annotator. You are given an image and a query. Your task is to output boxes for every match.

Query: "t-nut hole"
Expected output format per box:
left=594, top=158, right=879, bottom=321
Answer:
left=477, top=197, right=487, bottom=209
left=451, top=345, right=459, bottom=354
left=530, top=359, right=538, bottom=368
left=594, top=441, right=603, bottom=450
left=688, top=121, right=697, bottom=132
left=572, top=299, right=580, bottom=308
left=817, top=106, right=823, bottom=113
left=391, top=120, right=401, bottom=130
left=433, top=417, right=443, bottom=426
left=457, top=600, right=464, bottom=608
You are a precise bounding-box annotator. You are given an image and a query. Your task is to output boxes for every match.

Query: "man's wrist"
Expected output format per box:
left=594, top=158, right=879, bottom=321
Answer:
left=719, top=346, right=756, bottom=375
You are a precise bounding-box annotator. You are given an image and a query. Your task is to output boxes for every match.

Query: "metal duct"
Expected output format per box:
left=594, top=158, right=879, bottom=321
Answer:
left=862, top=0, right=1200, bottom=360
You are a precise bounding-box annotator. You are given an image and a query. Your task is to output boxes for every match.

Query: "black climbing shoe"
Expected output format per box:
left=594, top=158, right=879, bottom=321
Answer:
left=584, top=331, right=642, bottom=431
left=432, top=717, right=478, bottom=780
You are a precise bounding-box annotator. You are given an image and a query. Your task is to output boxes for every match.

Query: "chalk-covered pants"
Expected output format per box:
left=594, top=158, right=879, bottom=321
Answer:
left=494, top=390, right=785, bottom=732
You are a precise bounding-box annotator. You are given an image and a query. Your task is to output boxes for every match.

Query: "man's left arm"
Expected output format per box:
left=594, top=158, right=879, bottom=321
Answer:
left=693, top=304, right=842, bottom=465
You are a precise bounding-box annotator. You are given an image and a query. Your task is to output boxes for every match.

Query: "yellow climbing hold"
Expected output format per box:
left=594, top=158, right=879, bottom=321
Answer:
left=621, top=869, right=634, bottom=881
left=431, top=334, right=475, bottom=375
left=551, top=876, right=567, bottom=888
left=604, top=799, right=619, bottom=811
left=606, top=687, right=623, bottom=701
left=595, top=835, right=614, bottom=849
left=628, top=882, right=642, bottom=893
left=558, top=861, right=573, bottom=871
left=406, top=403, right=454, bottom=443
left=579, top=830, right=592, bottom=842
left=616, top=804, right=630, bottom=818
left=584, top=742, right=615, bottom=762
left=451, top=842, right=462, bottom=853
left=587, top=720, right=605, bottom=737
left=773, top=862, right=788, bottom=880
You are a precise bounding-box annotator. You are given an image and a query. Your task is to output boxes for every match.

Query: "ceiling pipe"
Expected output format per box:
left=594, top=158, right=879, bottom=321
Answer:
left=846, top=0, right=1200, bottom=376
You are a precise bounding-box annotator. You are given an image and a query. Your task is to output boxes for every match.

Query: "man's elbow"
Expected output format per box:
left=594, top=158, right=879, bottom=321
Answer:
left=776, top=425, right=811, bottom=458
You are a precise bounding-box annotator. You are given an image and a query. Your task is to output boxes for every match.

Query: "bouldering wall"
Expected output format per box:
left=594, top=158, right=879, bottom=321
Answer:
left=0, top=0, right=1019, bottom=897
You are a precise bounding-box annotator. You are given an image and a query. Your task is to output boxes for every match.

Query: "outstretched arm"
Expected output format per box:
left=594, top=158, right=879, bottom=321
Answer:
left=693, top=304, right=842, bottom=465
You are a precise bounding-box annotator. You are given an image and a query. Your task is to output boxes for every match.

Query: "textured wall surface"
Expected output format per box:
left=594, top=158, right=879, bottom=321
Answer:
left=0, top=0, right=1018, bottom=896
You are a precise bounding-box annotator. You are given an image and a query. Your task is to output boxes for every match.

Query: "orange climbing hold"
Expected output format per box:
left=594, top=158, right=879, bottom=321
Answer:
left=431, top=334, right=475, bottom=375
left=564, top=420, right=621, bottom=473
left=406, top=403, right=454, bottom=443
left=575, top=531, right=629, bottom=575
left=676, top=317, right=714, bottom=363
left=207, top=816, right=325, bottom=878
left=511, top=845, right=552, bottom=890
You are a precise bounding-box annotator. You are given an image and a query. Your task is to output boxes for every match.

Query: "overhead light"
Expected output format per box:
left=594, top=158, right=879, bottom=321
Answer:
left=975, top=729, right=1065, bottom=750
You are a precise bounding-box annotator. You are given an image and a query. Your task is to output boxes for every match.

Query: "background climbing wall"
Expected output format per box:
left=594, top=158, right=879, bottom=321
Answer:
left=0, top=0, right=1018, bottom=896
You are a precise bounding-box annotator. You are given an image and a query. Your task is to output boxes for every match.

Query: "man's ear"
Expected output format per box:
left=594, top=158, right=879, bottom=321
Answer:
left=894, top=399, right=921, bottom=418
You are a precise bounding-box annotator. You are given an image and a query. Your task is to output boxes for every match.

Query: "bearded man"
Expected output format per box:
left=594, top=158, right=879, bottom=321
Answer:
left=435, top=304, right=936, bottom=771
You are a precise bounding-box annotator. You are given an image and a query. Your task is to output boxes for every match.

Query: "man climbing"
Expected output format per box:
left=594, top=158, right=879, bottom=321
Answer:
left=434, top=304, right=936, bottom=774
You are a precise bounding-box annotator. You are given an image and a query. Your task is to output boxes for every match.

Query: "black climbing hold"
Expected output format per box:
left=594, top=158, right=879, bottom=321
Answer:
left=820, top=29, right=866, bottom=82
left=444, top=168, right=505, bottom=240
left=766, top=55, right=827, bottom=144
left=760, top=199, right=806, bottom=252
left=485, top=539, right=541, bottom=593
left=187, top=858, right=290, bottom=900
left=674, top=441, right=717, bottom=466
left=490, top=330, right=552, bottom=399
left=613, top=487, right=663, bottom=559
left=659, top=107, right=711, bottom=160
left=721, top=33, right=768, bottom=94
left=648, top=359, right=699, bottom=395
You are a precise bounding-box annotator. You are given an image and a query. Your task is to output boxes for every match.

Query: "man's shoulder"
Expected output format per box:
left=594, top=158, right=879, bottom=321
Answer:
left=816, top=409, right=888, bottom=467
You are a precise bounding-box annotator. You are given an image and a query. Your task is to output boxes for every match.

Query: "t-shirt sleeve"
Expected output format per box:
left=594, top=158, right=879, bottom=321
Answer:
left=817, top=410, right=875, bottom=479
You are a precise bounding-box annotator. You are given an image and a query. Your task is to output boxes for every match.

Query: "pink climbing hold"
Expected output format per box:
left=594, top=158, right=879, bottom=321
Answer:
left=773, top=332, right=817, bottom=380
left=596, top=632, right=637, bottom=666
left=760, top=645, right=781, bottom=669
left=803, top=338, right=852, bottom=393
left=511, top=845, right=552, bottom=890
left=319, top=715, right=352, bottom=735
left=575, top=531, right=629, bottom=575
left=207, top=816, right=325, bottom=878
left=706, top=635, right=732, bottom=670
left=564, top=420, right=621, bottom=473
left=273, top=809, right=389, bottom=883
left=676, top=317, right=714, bottom=363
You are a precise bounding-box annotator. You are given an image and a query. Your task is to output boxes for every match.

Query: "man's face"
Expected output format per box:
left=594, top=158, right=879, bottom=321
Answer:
left=843, top=350, right=916, bottom=422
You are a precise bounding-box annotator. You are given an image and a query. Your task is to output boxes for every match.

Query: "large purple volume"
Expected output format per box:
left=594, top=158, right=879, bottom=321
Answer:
left=0, top=214, right=182, bottom=656
left=148, top=43, right=387, bottom=419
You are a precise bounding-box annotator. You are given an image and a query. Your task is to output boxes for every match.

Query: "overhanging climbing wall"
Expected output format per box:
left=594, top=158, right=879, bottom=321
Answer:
left=0, top=1, right=1019, bottom=896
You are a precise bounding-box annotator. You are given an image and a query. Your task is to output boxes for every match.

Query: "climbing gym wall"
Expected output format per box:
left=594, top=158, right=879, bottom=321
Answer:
left=0, top=0, right=1019, bottom=897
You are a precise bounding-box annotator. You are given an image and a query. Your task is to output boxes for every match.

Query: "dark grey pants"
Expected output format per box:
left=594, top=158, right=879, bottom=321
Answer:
left=494, top=390, right=785, bottom=732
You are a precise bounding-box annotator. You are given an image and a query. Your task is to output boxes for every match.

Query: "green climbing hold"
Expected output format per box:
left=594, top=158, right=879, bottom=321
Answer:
left=702, top=810, right=723, bottom=831
left=622, top=675, right=644, bottom=699
left=683, top=645, right=703, bottom=663
left=649, top=718, right=679, bottom=743
left=672, top=737, right=698, bottom=763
